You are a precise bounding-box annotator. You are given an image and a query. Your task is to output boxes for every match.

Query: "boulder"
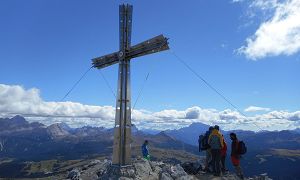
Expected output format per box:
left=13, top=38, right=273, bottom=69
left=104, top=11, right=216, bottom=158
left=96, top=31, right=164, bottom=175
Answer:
left=170, top=164, right=188, bottom=179
left=159, top=172, right=173, bottom=180
left=67, top=168, right=81, bottom=180
left=134, top=159, right=152, bottom=178
left=176, top=175, right=197, bottom=180
left=81, top=160, right=110, bottom=180
left=120, top=166, right=136, bottom=178
left=150, top=161, right=163, bottom=175
left=119, top=177, right=134, bottom=180
left=181, top=162, right=202, bottom=175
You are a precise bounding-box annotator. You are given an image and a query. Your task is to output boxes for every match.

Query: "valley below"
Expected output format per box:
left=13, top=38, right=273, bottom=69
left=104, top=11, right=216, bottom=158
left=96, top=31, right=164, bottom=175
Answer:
left=0, top=116, right=299, bottom=179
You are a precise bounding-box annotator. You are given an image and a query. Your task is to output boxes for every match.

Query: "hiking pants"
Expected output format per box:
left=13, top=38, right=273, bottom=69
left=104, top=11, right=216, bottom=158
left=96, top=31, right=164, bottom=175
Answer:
left=234, top=165, right=243, bottom=178
left=205, top=149, right=212, bottom=169
left=231, top=155, right=243, bottom=178
left=211, top=149, right=221, bottom=175
left=221, top=155, right=226, bottom=171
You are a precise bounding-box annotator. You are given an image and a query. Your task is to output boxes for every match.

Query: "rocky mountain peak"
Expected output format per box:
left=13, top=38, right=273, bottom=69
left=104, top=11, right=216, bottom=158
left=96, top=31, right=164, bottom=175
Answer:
left=66, top=158, right=272, bottom=180
left=0, top=115, right=44, bottom=135
left=10, top=115, right=27, bottom=124
left=47, top=123, right=71, bottom=138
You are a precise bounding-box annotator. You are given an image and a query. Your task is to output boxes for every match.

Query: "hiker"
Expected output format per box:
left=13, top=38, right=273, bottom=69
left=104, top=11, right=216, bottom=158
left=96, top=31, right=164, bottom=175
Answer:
left=230, top=132, right=244, bottom=179
left=142, top=140, right=150, bottom=160
left=221, top=134, right=228, bottom=173
left=208, top=125, right=224, bottom=176
left=203, top=126, right=214, bottom=172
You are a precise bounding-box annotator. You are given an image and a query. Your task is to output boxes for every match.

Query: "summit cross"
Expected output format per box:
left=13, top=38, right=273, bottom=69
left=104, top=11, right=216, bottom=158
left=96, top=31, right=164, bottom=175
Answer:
left=92, top=4, right=169, bottom=166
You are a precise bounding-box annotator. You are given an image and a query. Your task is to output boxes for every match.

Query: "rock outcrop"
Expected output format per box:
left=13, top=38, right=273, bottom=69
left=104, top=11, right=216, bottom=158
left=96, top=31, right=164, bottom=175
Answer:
left=66, top=158, right=272, bottom=180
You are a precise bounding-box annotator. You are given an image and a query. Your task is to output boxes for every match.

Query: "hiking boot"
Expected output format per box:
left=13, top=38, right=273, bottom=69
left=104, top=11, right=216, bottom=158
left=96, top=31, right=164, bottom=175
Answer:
left=213, top=173, right=221, bottom=177
left=221, top=168, right=228, bottom=173
left=203, top=168, right=211, bottom=173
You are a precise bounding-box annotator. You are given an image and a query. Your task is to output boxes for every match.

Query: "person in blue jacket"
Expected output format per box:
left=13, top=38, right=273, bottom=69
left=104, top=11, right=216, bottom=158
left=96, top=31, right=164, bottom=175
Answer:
left=142, top=140, right=150, bottom=160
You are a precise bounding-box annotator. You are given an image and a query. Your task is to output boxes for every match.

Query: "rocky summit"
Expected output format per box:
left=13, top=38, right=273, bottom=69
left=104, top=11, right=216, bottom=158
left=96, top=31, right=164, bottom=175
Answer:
left=65, top=158, right=272, bottom=180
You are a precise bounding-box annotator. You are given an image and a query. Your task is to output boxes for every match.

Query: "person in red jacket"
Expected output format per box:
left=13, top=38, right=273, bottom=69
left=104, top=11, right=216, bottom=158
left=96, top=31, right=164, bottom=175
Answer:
left=220, top=135, right=228, bottom=173
left=230, top=132, right=244, bottom=179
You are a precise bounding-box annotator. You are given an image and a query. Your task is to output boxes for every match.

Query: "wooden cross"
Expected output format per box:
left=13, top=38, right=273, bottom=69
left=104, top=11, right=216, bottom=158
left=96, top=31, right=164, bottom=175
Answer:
left=92, top=4, right=169, bottom=166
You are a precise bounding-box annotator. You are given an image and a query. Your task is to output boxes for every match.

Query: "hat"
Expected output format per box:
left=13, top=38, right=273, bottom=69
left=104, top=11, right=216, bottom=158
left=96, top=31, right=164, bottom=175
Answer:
left=230, top=132, right=237, bottom=139
left=214, top=125, right=220, bottom=130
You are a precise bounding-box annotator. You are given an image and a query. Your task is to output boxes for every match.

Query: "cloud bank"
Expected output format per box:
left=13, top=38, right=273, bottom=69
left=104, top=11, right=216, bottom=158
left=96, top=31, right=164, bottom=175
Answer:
left=236, top=0, right=300, bottom=60
left=244, top=106, right=271, bottom=112
left=0, top=84, right=299, bottom=131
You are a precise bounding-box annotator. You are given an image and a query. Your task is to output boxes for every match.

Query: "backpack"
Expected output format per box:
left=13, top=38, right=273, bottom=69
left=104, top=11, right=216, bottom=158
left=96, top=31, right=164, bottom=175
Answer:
left=238, top=141, right=247, bottom=155
left=198, top=135, right=204, bottom=152
left=198, top=133, right=210, bottom=151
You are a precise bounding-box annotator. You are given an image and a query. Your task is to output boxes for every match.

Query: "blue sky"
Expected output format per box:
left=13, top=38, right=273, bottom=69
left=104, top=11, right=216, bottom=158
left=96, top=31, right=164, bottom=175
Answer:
left=0, top=0, right=299, bottom=130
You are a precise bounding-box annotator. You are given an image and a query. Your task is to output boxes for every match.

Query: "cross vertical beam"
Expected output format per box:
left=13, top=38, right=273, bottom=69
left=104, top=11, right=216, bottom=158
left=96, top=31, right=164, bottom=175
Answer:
left=112, top=4, right=132, bottom=166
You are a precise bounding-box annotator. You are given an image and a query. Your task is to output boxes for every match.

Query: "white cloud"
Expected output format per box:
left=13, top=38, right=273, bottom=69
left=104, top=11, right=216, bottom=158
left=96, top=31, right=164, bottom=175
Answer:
left=0, top=84, right=299, bottom=131
left=0, top=83, right=115, bottom=122
left=244, top=106, right=271, bottom=112
left=232, top=0, right=244, bottom=3
left=287, top=111, right=300, bottom=121
left=250, top=0, right=278, bottom=10
left=237, top=0, right=300, bottom=60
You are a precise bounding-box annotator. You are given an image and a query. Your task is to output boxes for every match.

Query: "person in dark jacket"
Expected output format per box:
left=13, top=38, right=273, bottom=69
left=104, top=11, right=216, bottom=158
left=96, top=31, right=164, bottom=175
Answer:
left=142, top=140, right=150, bottom=160
left=208, top=126, right=224, bottom=176
left=203, top=126, right=214, bottom=172
left=230, top=133, right=244, bottom=179
left=221, top=134, right=228, bottom=173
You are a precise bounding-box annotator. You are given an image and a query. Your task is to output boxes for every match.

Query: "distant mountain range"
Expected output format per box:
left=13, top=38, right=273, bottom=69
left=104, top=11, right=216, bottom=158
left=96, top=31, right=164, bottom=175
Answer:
left=0, top=116, right=199, bottom=178
left=164, top=122, right=300, bottom=146
left=164, top=122, right=300, bottom=180
left=165, top=122, right=210, bottom=145
left=0, top=116, right=299, bottom=179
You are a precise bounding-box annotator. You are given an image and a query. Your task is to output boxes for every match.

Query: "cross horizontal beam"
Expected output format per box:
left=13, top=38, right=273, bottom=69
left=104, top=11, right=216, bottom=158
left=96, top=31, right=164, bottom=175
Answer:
left=128, top=34, right=169, bottom=59
left=92, top=34, right=169, bottom=69
left=92, top=52, right=119, bottom=69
